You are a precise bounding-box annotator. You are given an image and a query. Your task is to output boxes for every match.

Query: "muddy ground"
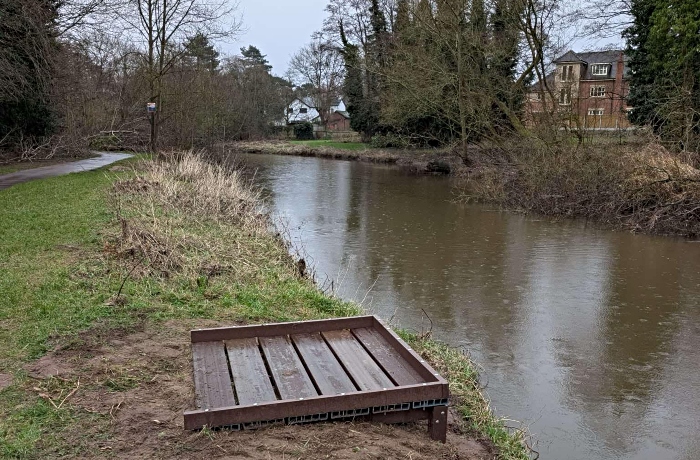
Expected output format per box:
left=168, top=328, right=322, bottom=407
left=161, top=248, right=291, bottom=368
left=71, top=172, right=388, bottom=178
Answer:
left=24, top=320, right=494, bottom=459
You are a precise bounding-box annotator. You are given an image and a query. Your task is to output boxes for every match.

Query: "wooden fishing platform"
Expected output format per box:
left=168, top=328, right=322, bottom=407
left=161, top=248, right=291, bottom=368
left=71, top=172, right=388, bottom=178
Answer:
left=184, top=315, right=449, bottom=442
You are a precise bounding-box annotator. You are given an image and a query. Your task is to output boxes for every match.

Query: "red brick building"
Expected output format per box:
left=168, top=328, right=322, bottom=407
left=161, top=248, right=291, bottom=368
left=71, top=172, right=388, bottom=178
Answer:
left=327, top=110, right=351, bottom=132
left=527, top=50, right=632, bottom=130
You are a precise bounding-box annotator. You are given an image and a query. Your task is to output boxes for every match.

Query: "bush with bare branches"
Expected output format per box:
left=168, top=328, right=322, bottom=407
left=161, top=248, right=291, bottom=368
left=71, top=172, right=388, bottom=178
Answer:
left=459, top=141, right=700, bottom=237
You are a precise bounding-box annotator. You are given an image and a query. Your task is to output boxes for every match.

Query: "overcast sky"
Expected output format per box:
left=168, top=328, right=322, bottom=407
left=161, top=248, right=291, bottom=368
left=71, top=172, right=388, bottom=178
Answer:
left=219, top=0, right=624, bottom=77
left=221, top=0, right=329, bottom=77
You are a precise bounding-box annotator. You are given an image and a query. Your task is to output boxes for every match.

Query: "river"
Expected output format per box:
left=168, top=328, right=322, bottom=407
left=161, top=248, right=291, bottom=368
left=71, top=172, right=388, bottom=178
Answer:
left=240, top=152, right=700, bottom=460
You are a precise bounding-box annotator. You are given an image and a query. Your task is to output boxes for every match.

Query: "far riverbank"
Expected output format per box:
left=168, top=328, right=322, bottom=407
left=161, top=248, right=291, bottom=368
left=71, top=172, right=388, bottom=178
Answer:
left=229, top=140, right=700, bottom=239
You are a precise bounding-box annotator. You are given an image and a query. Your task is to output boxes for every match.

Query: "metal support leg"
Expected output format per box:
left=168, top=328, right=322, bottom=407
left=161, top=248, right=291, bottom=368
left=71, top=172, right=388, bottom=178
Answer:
left=428, top=406, right=448, bottom=443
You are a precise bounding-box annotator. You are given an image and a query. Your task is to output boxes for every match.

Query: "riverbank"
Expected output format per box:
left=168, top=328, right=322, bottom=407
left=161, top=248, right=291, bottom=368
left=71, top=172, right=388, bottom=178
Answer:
left=231, top=139, right=700, bottom=238
left=457, top=140, right=700, bottom=238
left=0, top=153, right=529, bottom=459
left=231, top=140, right=465, bottom=175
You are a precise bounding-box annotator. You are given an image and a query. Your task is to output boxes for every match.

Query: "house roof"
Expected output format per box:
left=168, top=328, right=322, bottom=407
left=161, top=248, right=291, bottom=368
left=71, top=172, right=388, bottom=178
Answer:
left=287, top=97, right=316, bottom=109
left=554, top=49, right=630, bottom=80
left=332, top=110, right=350, bottom=119
left=554, top=50, right=584, bottom=63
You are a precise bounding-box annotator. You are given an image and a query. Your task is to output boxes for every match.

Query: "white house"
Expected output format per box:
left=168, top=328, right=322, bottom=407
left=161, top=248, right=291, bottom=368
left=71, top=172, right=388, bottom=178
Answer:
left=284, top=97, right=347, bottom=125
left=286, top=97, right=320, bottom=124
left=330, top=99, right=346, bottom=113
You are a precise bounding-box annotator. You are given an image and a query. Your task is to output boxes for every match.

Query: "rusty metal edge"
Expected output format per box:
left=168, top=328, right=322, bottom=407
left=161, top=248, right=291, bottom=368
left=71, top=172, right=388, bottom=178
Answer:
left=183, top=382, right=448, bottom=430
left=370, top=316, right=449, bottom=385
left=190, top=316, right=375, bottom=343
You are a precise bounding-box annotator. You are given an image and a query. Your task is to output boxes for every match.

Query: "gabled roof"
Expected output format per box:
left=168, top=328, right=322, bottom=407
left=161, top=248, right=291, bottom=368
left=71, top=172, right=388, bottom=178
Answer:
left=551, top=49, right=629, bottom=80
left=333, top=110, right=350, bottom=119
left=288, top=97, right=316, bottom=109
left=554, top=50, right=584, bottom=63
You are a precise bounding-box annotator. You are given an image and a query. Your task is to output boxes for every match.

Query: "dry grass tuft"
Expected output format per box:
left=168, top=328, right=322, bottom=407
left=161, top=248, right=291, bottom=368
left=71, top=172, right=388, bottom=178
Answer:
left=459, top=141, right=700, bottom=237
left=109, top=151, right=294, bottom=281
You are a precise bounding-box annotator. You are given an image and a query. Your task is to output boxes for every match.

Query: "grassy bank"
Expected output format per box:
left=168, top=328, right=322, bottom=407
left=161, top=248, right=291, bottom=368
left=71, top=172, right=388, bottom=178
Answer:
left=232, top=140, right=464, bottom=174
left=0, top=154, right=529, bottom=459
left=458, top=140, right=700, bottom=238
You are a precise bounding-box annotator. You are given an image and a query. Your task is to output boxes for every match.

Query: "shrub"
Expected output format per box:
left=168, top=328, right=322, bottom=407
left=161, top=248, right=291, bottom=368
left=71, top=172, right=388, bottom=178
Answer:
left=458, top=140, right=700, bottom=237
left=370, top=133, right=409, bottom=149
left=293, top=122, right=314, bottom=140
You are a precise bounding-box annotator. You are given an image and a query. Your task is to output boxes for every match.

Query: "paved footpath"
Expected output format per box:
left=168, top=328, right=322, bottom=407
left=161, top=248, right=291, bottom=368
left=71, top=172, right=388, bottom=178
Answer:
left=0, top=152, right=132, bottom=191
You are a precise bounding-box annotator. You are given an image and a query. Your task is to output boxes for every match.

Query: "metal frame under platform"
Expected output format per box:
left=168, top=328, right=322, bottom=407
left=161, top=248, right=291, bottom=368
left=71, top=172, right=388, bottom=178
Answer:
left=184, top=315, right=449, bottom=442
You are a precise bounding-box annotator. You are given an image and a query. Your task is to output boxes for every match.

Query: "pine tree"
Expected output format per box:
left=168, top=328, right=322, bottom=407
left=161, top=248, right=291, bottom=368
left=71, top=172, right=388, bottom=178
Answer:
left=183, top=33, right=220, bottom=71
left=625, top=0, right=700, bottom=147
left=340, top=22, right=378, bottom=141
left=624, top=0, right=657, bottom=128
left=395, top=0, right=411, bottom=37
left=490, top=0, right=522, bottom=130
left=240, top=45, right=272, bottom=72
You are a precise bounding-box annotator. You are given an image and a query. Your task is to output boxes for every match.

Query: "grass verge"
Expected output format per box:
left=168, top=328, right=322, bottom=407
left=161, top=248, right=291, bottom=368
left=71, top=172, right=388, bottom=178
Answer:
left=0, top=153, right=529, bottom=459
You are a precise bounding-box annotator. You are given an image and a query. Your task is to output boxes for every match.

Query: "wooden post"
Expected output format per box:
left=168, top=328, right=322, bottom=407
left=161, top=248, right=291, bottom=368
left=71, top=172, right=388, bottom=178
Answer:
left=428, top=406, right=448, bottom=443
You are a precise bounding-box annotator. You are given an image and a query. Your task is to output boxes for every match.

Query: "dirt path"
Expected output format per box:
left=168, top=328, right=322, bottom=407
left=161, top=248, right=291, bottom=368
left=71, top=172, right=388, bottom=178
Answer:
left=0, top=152, right=132, bottom=190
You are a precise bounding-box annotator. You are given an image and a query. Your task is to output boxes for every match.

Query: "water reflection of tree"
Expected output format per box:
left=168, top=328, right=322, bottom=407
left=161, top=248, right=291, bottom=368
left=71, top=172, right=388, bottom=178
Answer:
left=338, top=166, right=527, bottom=358
left=554, top=234, right=698, bottom=457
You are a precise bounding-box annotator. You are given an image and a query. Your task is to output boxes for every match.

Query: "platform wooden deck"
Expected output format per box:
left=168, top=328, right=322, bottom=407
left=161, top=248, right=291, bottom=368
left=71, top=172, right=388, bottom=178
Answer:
left=184, top=315, right=449, bottom=442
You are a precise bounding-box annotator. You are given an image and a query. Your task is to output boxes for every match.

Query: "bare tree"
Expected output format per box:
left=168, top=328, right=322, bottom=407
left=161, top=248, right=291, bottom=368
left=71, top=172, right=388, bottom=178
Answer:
left=57, top=0, right=123, bottom=37
left=117, top=0, right=240, bottom=152
left=288, top=38, right=345, bottom=128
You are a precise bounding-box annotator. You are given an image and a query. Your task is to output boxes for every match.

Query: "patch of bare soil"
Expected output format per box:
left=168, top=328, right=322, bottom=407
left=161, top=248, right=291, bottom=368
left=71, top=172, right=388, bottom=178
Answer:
left=0, top=373, right=12, bottom=390
left=27, top=320, right=493, bottom=459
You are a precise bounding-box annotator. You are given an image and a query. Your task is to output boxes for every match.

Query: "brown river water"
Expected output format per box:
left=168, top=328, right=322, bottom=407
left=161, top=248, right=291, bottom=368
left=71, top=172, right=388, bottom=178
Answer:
left=240, top=153, right=700, bottom=460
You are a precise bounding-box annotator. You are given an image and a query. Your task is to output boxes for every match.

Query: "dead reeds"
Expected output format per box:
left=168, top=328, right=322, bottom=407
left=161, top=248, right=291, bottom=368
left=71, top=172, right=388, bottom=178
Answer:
left=459, top=141, right=700, bottom=237
left=109, top=151, right=295, bottom=282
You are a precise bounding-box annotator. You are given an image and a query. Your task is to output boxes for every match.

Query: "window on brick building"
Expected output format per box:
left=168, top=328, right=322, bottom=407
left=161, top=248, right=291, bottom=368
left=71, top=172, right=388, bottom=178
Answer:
left=590, top=86, right=606, bottom=97
left=588, top=109, right=604, bottom=115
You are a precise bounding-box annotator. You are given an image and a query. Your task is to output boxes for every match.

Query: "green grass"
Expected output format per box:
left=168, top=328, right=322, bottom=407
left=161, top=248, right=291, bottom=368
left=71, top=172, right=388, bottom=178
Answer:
left=0, top=156, right=529, bottom=459
left=404, top=335, right=531, bottom=460
left=289, top=140, right=367, bottom=150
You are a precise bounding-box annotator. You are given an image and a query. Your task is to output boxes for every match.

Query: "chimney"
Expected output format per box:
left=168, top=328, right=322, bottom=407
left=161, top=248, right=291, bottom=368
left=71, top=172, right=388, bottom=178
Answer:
left=615, top=52, right=625, bottom=111
left=616, top=52, right=624, bottom=83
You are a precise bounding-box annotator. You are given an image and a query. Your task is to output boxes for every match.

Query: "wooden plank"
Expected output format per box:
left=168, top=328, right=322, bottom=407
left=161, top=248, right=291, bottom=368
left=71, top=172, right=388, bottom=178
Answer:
left=352, top=327, right=423, bottom=386
left=259, top=335, right=317, bottom=400
left=191, top=341, right=236, bottom=409
left=191, top=316, right=374, bottom=343
left=225, top=338, right=277, bottom=405
left=370, top=316, right=446, bottom=384
left=322, top=329, right=394, bottom=391
left=291, top=332, right=357, bottom=395
left=184, top=381, right=449, bottom=429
